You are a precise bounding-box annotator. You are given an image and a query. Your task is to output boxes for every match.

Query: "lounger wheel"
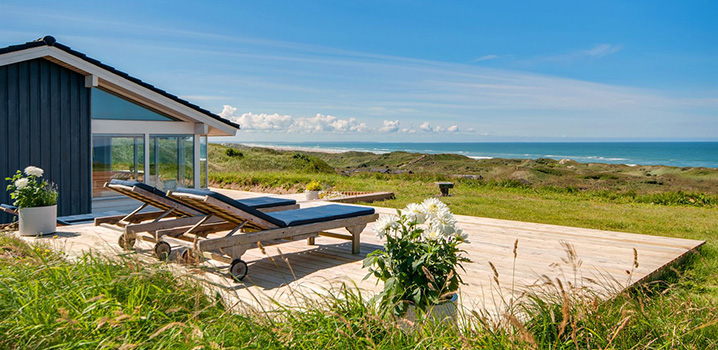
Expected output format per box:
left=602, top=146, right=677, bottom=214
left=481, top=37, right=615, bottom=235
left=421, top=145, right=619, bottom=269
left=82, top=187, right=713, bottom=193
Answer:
left=117, top=234, right=136, bottom=250
left=154, top=241, right=171, bottom=260
left=180, top=248, right=201, bottom=265
left=229, top=259, right=248, bottom=281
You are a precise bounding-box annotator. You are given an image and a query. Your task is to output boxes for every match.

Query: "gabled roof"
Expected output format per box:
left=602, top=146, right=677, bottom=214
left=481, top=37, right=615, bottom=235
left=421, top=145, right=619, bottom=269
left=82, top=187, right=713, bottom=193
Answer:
left=0, top=36, right=239, bottom=135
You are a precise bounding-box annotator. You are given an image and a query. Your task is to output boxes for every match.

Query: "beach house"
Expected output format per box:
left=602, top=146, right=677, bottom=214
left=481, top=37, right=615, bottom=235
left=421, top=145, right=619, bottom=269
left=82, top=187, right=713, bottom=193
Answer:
left=0, top=36, right=239, bottom=223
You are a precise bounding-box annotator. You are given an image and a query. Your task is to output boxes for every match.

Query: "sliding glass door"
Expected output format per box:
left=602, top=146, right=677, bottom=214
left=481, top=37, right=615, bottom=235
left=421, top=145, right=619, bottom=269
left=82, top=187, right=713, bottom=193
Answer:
left=148, top=135, right=194, bottom=191
left=92, top=135, right=144, bottom=198
left=92, top=133, right=199, bottom=198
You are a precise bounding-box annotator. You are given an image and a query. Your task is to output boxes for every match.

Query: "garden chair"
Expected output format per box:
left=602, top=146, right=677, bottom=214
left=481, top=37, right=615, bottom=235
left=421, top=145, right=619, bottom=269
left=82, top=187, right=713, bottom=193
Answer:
left=153, top=188, right=378, bottom=280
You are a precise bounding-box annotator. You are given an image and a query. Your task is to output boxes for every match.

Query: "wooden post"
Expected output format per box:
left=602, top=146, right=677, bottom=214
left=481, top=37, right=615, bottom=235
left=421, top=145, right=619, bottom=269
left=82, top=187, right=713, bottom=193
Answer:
left=346, top=224, right=367, bottom=254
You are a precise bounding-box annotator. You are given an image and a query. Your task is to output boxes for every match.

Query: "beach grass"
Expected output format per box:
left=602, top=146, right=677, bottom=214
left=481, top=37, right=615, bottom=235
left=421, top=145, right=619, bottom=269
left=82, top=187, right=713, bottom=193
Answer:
left=0, top=229, right=716, bottom=349
left=0, top=144, right=716, bottom=348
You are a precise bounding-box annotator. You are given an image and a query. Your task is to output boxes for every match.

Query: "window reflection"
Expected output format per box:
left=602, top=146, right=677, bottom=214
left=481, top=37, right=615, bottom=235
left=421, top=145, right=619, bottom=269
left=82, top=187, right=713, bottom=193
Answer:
left=149, top=135, right=194, bottom=191
left=92, top=88, right=177, bottom=121
left=92, top=135, right=144, bottom=198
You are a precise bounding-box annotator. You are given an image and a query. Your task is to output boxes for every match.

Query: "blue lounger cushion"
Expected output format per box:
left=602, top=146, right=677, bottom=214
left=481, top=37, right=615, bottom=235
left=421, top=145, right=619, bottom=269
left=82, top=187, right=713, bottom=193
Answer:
left=266, top=204, right=375, bottom=227
left=111, top=180, right=296, bottom=211
left=173, top=188, right=374, bottom=228
left=109, top=179, right=168, bottom=198
left=172, top=188, right=289, bottom=227
left=236, top=196, right=297, bottom=209
left=1, top=203, right=18, bottom=212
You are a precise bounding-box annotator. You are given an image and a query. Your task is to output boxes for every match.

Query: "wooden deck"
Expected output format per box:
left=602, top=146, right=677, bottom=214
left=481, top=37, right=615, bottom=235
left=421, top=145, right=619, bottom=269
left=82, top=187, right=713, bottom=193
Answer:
left=36, top=188, right=705, bottom=316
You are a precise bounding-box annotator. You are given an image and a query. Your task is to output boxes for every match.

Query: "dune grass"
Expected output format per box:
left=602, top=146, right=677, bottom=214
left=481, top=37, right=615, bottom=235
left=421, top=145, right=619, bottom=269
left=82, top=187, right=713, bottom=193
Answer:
left=0, top=230, right=716, bottom=349
left=1, top=144, right=716, bottom=348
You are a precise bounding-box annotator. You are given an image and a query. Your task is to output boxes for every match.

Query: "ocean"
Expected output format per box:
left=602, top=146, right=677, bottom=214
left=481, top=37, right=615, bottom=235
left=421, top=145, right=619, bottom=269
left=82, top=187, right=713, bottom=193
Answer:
left=238, top=142, right=718, bottom=168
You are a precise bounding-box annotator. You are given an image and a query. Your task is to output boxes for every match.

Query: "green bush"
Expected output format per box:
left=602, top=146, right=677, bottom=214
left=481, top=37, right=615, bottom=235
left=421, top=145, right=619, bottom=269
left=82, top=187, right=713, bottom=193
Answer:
left=225, top=148, right=244, bottom=158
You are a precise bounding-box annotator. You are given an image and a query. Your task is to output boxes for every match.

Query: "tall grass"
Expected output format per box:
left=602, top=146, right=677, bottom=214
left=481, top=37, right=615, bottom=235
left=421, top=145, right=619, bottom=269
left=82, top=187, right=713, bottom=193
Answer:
left=0, top=231, right=715, bottom=349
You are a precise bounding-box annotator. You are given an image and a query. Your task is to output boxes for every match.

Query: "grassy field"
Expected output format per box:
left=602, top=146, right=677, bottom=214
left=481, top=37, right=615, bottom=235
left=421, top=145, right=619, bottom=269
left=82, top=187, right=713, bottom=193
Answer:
left=208, top=144, right=718, bottom=345
left=0, top=143, right=716, bottom=348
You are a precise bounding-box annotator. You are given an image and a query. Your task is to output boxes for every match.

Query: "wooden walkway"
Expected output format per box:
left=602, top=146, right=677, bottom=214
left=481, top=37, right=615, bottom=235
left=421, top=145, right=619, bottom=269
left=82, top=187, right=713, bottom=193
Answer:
left=33, top=188, right=704, bottom=316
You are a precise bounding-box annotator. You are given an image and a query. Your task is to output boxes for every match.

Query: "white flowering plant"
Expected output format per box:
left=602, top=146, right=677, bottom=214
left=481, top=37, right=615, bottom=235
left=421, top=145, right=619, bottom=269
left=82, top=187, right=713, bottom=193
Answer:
left=363, top=198, right=470, bottom=316
left=5, top=166, right=58, bottom=208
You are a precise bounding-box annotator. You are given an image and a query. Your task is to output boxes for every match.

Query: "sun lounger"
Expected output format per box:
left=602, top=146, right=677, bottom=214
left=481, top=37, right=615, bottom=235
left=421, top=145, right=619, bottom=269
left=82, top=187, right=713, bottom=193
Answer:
left=155, top=188, right=378, bottom=280
left=94, top=180, right=299, bottom=249
left=0, top=204, right=18, bottom=216
left=1, top=203, right=70, bottom=225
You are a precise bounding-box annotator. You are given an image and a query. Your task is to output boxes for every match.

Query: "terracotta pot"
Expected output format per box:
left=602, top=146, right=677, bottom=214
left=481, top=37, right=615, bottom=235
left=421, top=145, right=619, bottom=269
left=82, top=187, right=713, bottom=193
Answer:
left=18, top=205, right=57, bottom=236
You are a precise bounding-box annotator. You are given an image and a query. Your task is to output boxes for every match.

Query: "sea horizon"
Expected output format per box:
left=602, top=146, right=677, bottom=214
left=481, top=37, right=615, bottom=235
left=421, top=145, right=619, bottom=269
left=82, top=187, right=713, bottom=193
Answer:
left=226, top=141, right=718, bottom=168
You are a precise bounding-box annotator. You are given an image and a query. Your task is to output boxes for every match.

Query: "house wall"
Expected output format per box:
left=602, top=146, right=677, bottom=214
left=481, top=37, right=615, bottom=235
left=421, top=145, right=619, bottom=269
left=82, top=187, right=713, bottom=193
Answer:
left=0, top=58, right=91, bottom=223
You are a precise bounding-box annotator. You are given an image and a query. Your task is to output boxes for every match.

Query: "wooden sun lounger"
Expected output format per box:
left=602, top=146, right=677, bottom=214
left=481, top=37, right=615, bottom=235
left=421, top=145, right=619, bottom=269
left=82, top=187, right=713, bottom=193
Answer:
left=94, top=180, right=299, bottom=250
left=155, top=189, right=378, bottom=281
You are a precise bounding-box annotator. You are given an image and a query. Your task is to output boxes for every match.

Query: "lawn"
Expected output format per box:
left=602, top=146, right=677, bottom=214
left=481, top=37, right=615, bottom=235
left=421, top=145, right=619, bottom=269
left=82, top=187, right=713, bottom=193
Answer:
left=0, top=144, right=716, bottom=348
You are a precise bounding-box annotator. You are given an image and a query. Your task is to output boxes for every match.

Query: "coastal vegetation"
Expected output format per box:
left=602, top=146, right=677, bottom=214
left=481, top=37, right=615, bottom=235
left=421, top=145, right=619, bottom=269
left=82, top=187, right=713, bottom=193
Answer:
left=0, top=143, right=715, bottom=348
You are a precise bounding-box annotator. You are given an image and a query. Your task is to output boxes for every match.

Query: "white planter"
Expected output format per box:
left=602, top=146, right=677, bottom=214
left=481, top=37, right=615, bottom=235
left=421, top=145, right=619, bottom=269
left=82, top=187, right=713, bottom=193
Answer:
left=305, top=190, right=320, bottom=200
left=18, top=205, right=57, bottom=236
left=404, top=293, right=458, bottom=325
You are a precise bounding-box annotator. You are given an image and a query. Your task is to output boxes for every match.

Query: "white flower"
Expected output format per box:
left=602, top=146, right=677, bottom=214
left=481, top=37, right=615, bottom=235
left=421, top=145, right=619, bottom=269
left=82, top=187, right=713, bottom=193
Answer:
left=422, top=226, right=442, bottom=241
left=421, top=198, right=449, bottom=219
left=374, top=214, right=400, bottom=239
left=24, top=166, right=43, bottom=177
left=15, top=178, right=29, bottom=189
left=425, top=208, right=457, bottom=237
left=455, top=227, right=470, bottom=243
left=403, top=203, right=426, bottom=224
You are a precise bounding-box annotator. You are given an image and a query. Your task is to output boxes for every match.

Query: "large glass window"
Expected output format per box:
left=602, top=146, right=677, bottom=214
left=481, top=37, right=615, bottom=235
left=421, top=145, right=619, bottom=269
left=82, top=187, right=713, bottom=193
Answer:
left=92, top=135, right=144, bottom=198
left=149, top=135, right=194, bottom=191
left=92, top=88, right=178, bottom=121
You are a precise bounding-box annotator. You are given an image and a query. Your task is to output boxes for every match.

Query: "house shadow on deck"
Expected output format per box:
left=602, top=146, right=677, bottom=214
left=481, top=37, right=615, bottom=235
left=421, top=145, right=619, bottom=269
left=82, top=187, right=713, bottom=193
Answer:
left=187, top=241, right=383, bottom=292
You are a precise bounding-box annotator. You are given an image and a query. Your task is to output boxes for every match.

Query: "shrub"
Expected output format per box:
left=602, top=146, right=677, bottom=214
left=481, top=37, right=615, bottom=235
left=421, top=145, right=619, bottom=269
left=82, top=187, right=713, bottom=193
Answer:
left=306, top=180, right=322, bottom=191
left=225, top=148, right=244, bottom=158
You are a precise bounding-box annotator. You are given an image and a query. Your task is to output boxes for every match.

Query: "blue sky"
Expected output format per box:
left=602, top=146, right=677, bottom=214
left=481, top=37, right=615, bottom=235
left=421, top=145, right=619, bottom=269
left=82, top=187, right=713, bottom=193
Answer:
left=1, top=1, right=716, bottom=142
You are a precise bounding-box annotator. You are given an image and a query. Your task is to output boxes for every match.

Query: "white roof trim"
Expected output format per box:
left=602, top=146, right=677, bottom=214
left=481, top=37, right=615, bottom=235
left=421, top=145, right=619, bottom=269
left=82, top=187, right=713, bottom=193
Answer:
left=0, top=46, right=238, bottom=137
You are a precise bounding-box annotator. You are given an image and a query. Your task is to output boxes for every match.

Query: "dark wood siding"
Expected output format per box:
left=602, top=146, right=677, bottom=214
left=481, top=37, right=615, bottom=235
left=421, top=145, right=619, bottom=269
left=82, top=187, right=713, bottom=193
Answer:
left=0, top=58, right=91, bottom=223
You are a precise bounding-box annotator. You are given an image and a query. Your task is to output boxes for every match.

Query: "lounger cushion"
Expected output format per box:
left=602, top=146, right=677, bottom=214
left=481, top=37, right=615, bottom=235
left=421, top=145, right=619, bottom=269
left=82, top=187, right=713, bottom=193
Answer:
left=109, top=179, right=168, bottom=198
left=266, top=204, right=375, bottom=227
left=171, top=188, right=289, bottom=227
left=110, top=180, right=296, bottom=211
left=1, top=203, right=18, bottom=211
left=236, top=196, right=297, bottom=209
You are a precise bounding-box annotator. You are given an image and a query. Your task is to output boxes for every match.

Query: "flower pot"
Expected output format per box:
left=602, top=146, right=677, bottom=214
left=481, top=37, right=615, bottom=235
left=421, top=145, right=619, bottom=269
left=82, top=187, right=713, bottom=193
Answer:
left=404, top=293, right=458, bottom=325
left=305, top=190, right=320, bottom=200
left=18, top=205, right=57, bottom=236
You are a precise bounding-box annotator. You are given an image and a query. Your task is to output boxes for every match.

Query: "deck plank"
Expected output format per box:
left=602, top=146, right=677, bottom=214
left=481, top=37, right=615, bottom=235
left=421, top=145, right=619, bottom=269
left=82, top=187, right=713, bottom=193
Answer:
left=51, top=188, right=705, bottom=315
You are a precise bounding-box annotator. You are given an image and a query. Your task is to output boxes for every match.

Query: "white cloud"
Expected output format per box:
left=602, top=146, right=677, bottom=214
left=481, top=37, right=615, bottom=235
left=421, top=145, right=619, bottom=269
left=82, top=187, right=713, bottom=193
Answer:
left=583, top=44, right=623, bottom=58
left=219, top=106, right=293, bottom=131
left=219, top=106, right=368, bottom=133
left=410, top=121, right=461, bottom=133
left=289, top=113, right=368, bottom=133
left=473, top=54, right=499, bottom=63
left=379, top=120, right=400, bottom=133
left=543, top=44, right=623, bottom=63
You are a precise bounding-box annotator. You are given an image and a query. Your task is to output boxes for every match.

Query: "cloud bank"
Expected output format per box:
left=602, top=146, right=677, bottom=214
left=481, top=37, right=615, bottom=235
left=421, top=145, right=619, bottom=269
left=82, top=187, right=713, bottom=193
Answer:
left=219, top=106, right=463, bottom=135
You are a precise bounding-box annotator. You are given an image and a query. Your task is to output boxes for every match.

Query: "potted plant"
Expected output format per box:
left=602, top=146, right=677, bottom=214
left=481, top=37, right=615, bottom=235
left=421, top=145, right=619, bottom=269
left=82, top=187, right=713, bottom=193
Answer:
left=305, top=180, right=322, bottom=200
left=364, top=198, right=470, bottom=323
left=5, top=166, right=58, bottom=236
